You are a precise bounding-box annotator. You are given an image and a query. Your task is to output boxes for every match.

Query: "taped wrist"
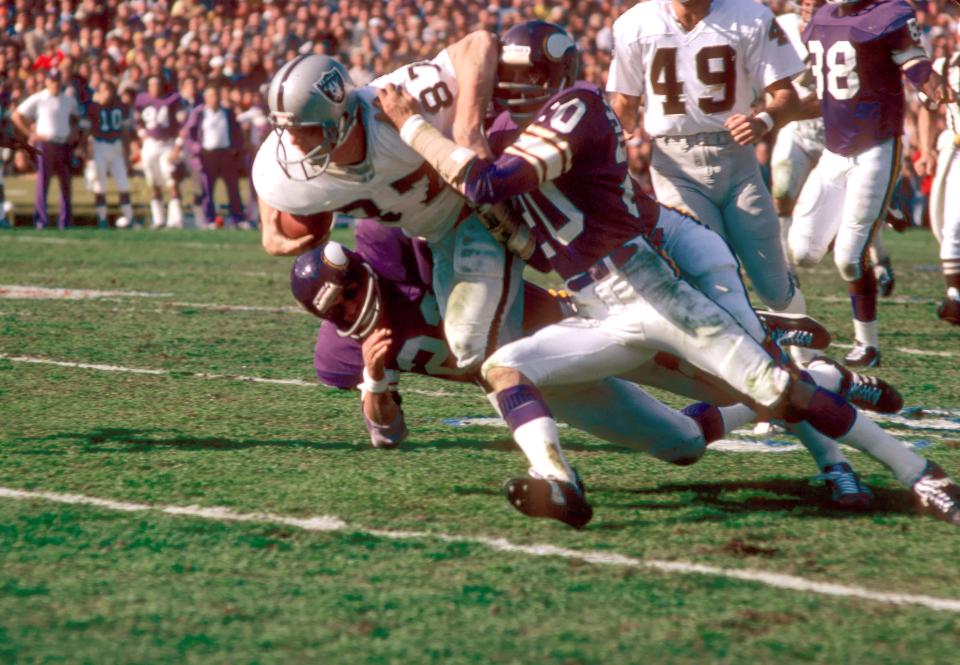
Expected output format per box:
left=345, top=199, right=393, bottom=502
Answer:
left=476, top=202, right=536, bottom=260
left=399, top=114, right=477, bottom=192
left=357, top=367, right=390, bottom=394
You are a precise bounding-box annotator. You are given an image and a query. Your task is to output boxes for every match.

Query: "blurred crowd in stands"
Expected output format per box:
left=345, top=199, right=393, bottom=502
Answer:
left=0, top=0, right=957, bottom=226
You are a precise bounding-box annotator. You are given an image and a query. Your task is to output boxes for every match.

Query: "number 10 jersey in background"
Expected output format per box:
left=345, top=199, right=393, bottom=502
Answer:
left=607, top=0, right=804, bottom=137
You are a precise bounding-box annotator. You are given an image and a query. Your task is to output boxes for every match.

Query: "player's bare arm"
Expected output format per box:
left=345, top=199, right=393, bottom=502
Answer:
left=360, top=328, right=400, bottom=427
left=726, top=79, right=801, bottom=145
left=611, top=93, right=643, bottom=139
left=445, top=30, right=499, bottom=159
left=10, top=110, right=34, bottom=145
left=258, top=199, right=324, bottom=256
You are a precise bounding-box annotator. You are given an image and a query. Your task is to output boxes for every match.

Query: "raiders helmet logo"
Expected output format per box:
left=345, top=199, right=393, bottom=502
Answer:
left=313, top=69, right=346, bottom=104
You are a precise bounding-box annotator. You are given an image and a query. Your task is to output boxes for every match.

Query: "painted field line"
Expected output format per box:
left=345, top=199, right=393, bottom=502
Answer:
left=0, top=285, right=173, bottom=299
left=831, top=342, right=959, bottom=359
left=2, top=485, right=959, bottom=613
left=0, top=354, right=460, bottom=398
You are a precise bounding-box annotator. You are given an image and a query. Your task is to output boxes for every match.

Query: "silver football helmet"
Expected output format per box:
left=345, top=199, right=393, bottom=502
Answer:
left=267, top=55, right=359, bottom=179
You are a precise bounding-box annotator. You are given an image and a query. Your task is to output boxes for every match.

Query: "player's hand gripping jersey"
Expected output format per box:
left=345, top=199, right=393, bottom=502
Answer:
left=253, top=53, right=466, bottom=242
left=607, top=0, right=804, bottom=136
left=135, top=91, right=181, bottom=141
left=803, top=0, right=929, bottom=156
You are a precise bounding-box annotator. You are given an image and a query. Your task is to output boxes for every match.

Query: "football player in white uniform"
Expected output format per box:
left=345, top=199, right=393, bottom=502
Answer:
left=923, top=48, right=960, bottom=325
left=254, top=32, right=524, bottom=373
left=608, top=0, right=810, bottom=324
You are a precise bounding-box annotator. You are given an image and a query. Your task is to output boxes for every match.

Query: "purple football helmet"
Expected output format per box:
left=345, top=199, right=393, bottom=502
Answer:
left=494, top=20, right=579, bottom=124
left=291, top=242, right=381, bottom=340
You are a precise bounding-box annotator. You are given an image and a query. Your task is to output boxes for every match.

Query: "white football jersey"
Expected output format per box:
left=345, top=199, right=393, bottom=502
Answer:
left=607, top=0, right=804, bottom=136
left=253, top=52, right=465, bottom=242
left=933, top=53, right=960, bottom=136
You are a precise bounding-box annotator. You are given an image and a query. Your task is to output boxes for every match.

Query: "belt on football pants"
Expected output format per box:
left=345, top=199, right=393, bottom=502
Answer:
left=654, top=131, right=732, bottom=147
left=566, top=244, right=639, bottom=292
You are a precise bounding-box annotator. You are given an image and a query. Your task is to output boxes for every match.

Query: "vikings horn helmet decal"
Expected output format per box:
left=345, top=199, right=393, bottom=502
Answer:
left=494, top=20, right=580, bottom=124
left=290, top=242, right=382, bottom=340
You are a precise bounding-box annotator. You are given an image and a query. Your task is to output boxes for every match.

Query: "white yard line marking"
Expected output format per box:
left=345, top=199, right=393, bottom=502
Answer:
left=0, top=354, right=461, bottom=398
left=169, top=301, right=306, bottom=314
left=1, top=485, right=959, bottom=613
left=831, top=342, right=959, bottom=359
left=0, top=285, right=173, bottom=299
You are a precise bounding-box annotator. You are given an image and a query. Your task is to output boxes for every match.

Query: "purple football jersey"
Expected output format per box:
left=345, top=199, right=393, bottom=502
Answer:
left=87, top=101, right=129, bottom=142
left=313, top=220, right=563, bottom=389
left=467, top=82, right=660, bottom=279
left=803, top=0, right=922, bottom=156
left=135, top=91, right=182, bottom=140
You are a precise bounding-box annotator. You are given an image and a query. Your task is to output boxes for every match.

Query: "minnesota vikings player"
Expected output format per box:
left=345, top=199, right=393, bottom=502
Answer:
left=378, top=20, right=960, bottom=528
left=773, top=0, right=899, bottom=299
left=790, top=0, right=944, bottom=366
left=253, top=32, right=524, bottom=374
left=135, top=75, right=184, bottom=229
left=923, top=47, right=960, bottom=325
left=84, top=80, right=134, bottom=229
left=294, top=220, right=717, bottom=464
left=607, top=0, right=811, bottom=329
left=296, top=219, right=904, bottom=516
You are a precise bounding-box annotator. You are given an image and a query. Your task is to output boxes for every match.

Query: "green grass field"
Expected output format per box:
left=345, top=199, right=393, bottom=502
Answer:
left=1, top=181, right=959, bottom=663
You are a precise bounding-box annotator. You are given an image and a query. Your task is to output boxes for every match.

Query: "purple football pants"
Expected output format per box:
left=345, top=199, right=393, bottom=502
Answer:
left=35, top=141, right=73, bottom=229
left=198, top=149, right=243, bottom=225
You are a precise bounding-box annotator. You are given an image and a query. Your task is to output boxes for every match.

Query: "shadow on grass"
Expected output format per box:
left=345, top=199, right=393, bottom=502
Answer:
left=600, top=478, right=918, bottom=520
left=19, top=427, right=359, bottom=453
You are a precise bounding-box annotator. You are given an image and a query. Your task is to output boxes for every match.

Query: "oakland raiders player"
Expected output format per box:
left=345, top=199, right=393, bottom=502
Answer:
left=607, top=0, right=810, bottom=326
left=135, top=75, right=184, bottom=229
left=922, top=46, right=960, bottom=325
left=253, top=32, right=524, bottom=373
left=378, top=20, right=960, bottom=528
left=790, top=0, right=945, bottom=366
left=84, top=80, right=134, bottom=229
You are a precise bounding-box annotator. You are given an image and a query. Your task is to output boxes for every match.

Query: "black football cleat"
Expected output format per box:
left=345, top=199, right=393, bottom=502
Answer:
left=504, top=469, right=593, bottom=529
left=912, top=462, right=960, bottom=525
left=874, top=259, right=896, bottom=298
left=757, top=311, right=831, bottom=350
left=938, top=298, right=960, bottom=326
left=843, top=343, right=880, bottom=368
left=808, top=357, right=903, bottom=413
left=816, top=462, right=874, bottom=510
left=884, top=204, right=912, bottom=233
left=816, top=463, right=874, bottom=510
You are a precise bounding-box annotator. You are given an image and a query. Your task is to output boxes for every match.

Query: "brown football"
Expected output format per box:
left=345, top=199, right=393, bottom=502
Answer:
left=278, top=210, right=333, bottom=240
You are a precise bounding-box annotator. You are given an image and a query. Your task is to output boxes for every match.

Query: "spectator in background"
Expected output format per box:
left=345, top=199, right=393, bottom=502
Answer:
left=177, top=85, right=244, bottom=228
left=12, top=69, right=79, bottom=229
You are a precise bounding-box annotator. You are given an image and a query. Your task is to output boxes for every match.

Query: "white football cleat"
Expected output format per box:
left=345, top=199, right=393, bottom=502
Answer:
left=115, top=216, right=130, bottom=229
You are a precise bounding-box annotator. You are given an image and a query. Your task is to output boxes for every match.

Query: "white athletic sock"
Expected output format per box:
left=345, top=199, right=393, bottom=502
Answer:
left=192, top=203, right=207, bottom=229
left=838, top=411, right=927, bottom=486
left=853, top=319, right=879, bottom=348
left=788, top=421, right=848, bottom=470
left=778, top=287, right=820, bottom=365
left=804, top=359, right=843, bottom=393
left=149, top=199, right=165, bottom=228
left=948, top=286, right=960, bottom=302
left=120, top=203, right=134, bottom=221
left=717, top=404, right=756, bottom=433
left=167, top=198, right=184, bottom=228
left=95, top=205, right=108, bottom=224
left=513, top=417, right=573, bottom=482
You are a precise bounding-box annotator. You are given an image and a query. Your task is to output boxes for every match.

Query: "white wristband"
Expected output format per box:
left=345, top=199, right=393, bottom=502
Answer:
left=754, top=111, right=775, bottom=134
left=399, top=114, right=428, bottom=145
left=358, top=367, right=390, bottom=394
